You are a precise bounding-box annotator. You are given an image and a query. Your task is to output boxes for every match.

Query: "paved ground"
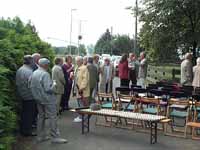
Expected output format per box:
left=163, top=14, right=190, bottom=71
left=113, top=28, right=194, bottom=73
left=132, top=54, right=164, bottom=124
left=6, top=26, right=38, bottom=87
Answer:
left=14, top=78, right=200, bottom=150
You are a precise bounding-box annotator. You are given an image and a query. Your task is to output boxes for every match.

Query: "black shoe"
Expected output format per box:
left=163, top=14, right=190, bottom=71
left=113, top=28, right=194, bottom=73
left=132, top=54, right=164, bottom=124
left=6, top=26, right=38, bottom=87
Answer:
left=22, top=132, right=37, bottom=137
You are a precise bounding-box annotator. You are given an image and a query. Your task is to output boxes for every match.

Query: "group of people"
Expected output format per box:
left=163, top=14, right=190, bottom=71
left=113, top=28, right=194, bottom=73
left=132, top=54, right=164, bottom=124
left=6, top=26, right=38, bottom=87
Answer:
left=118, top=52, right=147, bottom=88
left=181, top=53, right=200, bottom=91
left=16, top=53, right=68, bottom=143
left=15, top=51, right=148, bottom=143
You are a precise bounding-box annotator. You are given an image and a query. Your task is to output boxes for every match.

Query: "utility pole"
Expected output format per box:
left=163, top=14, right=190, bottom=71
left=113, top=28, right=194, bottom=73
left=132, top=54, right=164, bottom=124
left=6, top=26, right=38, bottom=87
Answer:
left=110, top=26, right=113, bottom=55
left=134, top=0, right=138, bottom=54
left=69, top=9, right=77, bottom=55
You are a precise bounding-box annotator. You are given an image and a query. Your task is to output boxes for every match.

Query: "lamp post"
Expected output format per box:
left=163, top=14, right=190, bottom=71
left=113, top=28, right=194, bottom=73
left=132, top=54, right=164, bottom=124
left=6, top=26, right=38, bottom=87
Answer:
left=78, top=20, right=87, bottom=55
left=69, top=8, right=77, bottom=55
left=134, top=0, right=138, bottom=55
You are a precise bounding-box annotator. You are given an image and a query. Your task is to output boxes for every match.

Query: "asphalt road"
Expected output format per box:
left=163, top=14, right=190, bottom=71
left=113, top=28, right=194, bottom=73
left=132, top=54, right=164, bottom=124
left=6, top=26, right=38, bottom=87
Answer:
left=14, top=77, right=200, bottom=150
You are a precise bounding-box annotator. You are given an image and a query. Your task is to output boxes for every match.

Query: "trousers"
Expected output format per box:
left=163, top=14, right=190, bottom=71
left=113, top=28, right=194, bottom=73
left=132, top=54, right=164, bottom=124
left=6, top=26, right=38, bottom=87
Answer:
left=37, top=103, right=59, bottom=138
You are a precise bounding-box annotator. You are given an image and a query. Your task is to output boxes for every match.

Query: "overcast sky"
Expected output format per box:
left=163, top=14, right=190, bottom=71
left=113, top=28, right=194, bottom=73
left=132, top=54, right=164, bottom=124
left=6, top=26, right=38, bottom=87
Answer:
left=0, top=0, right=138, bottom=47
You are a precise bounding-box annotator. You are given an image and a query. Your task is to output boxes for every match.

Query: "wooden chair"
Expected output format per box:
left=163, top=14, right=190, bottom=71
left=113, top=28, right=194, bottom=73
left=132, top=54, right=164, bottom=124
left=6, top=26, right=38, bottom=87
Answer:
left=185, top=101, right=200, bottom=139
left=140, top=97, right=162, bottom=115
left=166, top=98, right=191, bottom=137
left=117, top=94, right=136, bottom=112
left=96, top=92, right=116, bottom=126
left=97, top=92, right=116, bottom=110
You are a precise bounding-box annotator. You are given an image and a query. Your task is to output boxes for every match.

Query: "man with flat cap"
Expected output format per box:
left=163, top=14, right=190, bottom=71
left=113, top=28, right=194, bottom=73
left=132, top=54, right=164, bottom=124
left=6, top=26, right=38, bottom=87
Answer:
left=30, top=58, right=67, bottom=143
left=16, top=55, right=36, bottom=136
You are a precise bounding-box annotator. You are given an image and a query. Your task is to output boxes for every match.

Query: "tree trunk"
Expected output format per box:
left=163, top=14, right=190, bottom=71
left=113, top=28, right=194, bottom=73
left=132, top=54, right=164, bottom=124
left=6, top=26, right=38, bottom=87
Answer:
left=192, top=41, right=197, bottom=65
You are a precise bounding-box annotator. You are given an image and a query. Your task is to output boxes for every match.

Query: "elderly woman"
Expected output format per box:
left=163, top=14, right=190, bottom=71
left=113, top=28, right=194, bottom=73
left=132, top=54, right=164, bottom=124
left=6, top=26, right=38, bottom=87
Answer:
left=99, top=57, right=114, bottom=94
left=118, top=54, right=129, bottom=87
left=61, top=55, right=74, bottom=111
left=192, top=57, right=200, bottom=92
left=73, top=56, right=90, bottom=122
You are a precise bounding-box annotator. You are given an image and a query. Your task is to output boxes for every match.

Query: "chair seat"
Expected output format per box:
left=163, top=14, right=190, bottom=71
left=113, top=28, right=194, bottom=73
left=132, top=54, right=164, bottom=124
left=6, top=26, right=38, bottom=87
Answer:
left=143, top=107, right=157, bottom=114
left=124, top=104, right=134, bottom=111
left=170, top=110, right=188, bottom=118
left=102, top=103, right=112, bottom=108
left=187, top=122, right=200, bottom=128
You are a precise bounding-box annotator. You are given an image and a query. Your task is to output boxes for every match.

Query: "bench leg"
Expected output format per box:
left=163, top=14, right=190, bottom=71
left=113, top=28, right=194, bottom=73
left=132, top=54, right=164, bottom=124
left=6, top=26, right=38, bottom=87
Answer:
left=150, top=122, right=157, bottom=144
left=81, top=114, right=91, bottom=134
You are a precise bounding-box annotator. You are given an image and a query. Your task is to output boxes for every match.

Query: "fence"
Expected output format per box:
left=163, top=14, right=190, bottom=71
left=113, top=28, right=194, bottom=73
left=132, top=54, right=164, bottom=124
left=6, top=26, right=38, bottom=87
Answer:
left=146, top=65, right=180, bottom=83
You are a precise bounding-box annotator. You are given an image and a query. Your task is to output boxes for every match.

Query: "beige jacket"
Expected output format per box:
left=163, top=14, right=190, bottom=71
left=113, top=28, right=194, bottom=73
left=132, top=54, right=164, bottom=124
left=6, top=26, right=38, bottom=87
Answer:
left=192, top=65, right=200, bottom=87
left=52, top=65, right=65, bottom=94
left=76, top=65, right=90, bottom=98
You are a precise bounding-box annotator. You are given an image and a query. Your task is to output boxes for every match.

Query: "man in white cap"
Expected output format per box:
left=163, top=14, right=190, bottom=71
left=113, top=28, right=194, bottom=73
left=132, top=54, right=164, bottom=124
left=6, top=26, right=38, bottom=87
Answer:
left=181, top=53, right=193, bottom=86
left=30, top=58, right=67, bottom=143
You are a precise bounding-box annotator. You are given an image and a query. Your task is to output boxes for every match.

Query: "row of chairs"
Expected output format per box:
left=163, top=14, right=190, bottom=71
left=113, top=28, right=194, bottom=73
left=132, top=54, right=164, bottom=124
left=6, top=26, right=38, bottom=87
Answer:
left=96, top=86, right=200, bottom=139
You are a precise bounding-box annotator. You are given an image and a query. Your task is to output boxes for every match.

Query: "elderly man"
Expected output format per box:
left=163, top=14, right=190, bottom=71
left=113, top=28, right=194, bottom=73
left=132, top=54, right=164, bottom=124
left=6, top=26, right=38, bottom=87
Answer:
left=30, top=58, right=67, bottom=143
left=52, top=57, right=65, bottom=115
left=87, top=57, right=98, bottom=103
left=32, top=53, right=41, bottom=71
left=137, top=52, right=147, bottom=88
left=73, top=56, right=90, bottom=122
left=16, top=55, right=36, bottom=136
left=181, top=53, right=193, bottom=86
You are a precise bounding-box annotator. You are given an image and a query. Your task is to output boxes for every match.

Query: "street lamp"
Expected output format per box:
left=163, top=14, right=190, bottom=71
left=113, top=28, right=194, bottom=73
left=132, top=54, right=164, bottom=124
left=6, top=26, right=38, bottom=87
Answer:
left=78, top=20, right=87, bottom=55
left=125, top=0, right=138, bottom=55
left=69, top=8, right=77, bottom=55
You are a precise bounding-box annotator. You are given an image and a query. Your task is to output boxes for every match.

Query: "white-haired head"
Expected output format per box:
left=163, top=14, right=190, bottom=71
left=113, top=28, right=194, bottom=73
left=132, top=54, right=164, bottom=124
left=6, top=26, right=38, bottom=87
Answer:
left=185, top=53, right=192, bottom=60
left=32, top=53, right=41, bottom=64
left=75, top=56, right=83, bottom=66
left=196, top=57, right=200, bottom=65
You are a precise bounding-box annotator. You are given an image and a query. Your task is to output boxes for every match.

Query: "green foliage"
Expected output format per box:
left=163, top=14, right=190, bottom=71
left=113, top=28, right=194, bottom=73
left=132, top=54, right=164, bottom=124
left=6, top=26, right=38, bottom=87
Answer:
left=112, top=35, right=134, bottom=55
left=138, top=0, right=200, bottom=63
left=95, top=29, right=113, bottom=54
left=0, top=17, right=55, bottom=149
left=95, top=29, right=135, bottom=55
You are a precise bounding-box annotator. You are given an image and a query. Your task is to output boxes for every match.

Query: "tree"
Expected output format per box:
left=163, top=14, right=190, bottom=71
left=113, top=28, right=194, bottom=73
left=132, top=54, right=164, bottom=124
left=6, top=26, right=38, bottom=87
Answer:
left=0, top=17, right=55, bottom=149
left=112, top=34, right=134, bottom=55
left=138, top=0, right=200, bottom=63
left=78, top=44, right=87, bottom=55
left=95, top=29, right=113, bottom=54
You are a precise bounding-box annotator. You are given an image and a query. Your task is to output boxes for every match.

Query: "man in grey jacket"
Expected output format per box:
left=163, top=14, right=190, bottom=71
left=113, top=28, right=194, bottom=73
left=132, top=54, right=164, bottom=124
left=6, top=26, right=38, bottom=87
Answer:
left=30, top=58, right=67, bottom=143
left=16, top=55, right=36, bottom=136
left=52, top=57, right=65, bottom=114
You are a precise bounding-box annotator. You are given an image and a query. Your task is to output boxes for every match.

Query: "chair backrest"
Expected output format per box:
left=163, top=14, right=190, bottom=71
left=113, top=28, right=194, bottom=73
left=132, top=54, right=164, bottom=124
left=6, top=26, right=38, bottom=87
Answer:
left=168, top=98, right=189, bottom=106
left=131, top=84, right=142, bottom=88
left=169, top=91, right=187, bottom=98
left=166, top=98, right=190, bottom=118
left=97, top=92, right=116, bottom=109
left=115, top=86, right=132, bottom=98
left=140, top=97, right=160, bottom=105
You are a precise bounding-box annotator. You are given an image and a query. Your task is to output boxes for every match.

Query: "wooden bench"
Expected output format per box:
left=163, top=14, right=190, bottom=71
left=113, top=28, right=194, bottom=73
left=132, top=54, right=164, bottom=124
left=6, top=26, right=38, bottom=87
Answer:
left=72, top=108, right=166, bottom=144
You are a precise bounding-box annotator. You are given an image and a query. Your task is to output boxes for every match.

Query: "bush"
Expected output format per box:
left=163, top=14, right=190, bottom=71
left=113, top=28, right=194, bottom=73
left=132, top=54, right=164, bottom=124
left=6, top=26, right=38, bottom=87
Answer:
left=0, top=17, right=55, bottom=149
